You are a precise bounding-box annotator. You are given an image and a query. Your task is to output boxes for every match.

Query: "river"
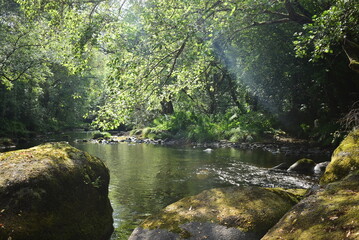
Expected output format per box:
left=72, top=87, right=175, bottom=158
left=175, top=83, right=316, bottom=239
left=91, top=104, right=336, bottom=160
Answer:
left=70, top=137, right=323, bottom=240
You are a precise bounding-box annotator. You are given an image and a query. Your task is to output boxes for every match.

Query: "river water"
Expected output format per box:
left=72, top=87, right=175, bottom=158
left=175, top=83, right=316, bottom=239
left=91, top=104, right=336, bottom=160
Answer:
left=70, top=137, right=324, bottom=240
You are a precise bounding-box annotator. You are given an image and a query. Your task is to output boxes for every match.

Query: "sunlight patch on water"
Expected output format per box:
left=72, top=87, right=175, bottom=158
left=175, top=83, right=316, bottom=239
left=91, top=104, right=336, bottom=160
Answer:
left=197, top=162, right=317, bottom=189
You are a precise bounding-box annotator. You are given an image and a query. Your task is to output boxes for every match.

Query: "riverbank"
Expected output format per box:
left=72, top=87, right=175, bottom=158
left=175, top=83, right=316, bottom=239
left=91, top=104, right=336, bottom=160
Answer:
left=85, top=131, right=334, bottom=159
left=1, top=130, right=334, bottom=160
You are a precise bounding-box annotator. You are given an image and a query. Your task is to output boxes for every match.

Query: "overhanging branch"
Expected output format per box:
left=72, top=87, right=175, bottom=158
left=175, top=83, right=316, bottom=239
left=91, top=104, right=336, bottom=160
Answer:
left=230, top=18, right=292, bottom=40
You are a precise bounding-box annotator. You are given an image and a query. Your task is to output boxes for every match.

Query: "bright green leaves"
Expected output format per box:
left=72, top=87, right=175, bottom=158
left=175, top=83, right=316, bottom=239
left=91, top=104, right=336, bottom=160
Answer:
left=94, top=0, right=231, bottom=129
left=0, top=0, right=110, bottom=132
left=0, top=2, right=50, bottom=89
left=14, top=0, right=111, bottom=74
left=294, top=0, right=359, bottom=61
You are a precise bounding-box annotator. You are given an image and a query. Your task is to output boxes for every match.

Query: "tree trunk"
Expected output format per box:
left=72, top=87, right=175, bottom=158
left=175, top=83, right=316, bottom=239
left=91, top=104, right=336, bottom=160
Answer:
left=161, top=99, right=174, bottom=114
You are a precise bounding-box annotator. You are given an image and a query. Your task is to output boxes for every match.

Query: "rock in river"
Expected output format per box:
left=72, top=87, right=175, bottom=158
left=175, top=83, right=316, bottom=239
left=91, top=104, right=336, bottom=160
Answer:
left=0, top=142, right=113, bottom=240
left=129, top=186, right=306, bottom=240
left=262, top=130, right=359, bottom=240
left=287, top=158, right=316, bottom=174
left=262, top=171, right=359, bottom=240
left=313, top=161, right=330, bottom=174
left=320, top=129, right=359, bottom=185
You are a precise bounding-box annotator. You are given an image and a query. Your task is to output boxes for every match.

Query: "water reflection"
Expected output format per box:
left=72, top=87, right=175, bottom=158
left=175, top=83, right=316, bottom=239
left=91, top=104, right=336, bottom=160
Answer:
left=72, top=142, right=324, bottom=240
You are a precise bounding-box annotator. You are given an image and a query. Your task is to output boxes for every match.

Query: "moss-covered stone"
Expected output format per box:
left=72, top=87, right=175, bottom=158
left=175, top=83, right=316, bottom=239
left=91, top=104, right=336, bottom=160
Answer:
left=92, top=131, right=111, bottom=140
left=0, top=142, right=113, bottom=240
left=262, top=172, right=359, bottom=240
left=320, top=129, right=359, bottom=185
left=130, top=186, right=306, bottom=239
left=287, top=158, right=316, bottom=174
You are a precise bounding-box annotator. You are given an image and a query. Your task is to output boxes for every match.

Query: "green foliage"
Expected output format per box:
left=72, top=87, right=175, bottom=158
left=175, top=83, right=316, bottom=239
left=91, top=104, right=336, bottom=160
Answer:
left=92, top=131, right=111, bottom=140
left=0, top=119, right=29, bottom=137
left=218, top=111, right=274, bottom=142
left=0, top=0, right=109, bottom=135
left=148, top=110, right=274, bottom=143
left=0, top=0, right=357, bottom=144
left=151, top=111, right=217, bottom=142
left=309, top=121, right=342, bottom=146
left=294, top=0, right=359, bottom=61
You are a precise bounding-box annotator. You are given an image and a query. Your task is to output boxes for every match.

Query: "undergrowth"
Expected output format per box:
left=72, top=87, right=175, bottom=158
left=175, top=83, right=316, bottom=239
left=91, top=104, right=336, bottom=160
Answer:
left=132, top=110, right=274, bottom=143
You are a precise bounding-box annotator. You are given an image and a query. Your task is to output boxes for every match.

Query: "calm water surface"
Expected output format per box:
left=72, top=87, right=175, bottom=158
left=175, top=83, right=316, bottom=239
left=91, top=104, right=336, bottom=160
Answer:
left=72, top=140, right=322, bottom=240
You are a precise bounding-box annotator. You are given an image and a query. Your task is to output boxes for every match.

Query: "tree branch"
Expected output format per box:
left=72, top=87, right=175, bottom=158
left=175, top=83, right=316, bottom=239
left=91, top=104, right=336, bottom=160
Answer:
left=293, top=0, right=312, bottom=18
left=230, top=18, right=292, bottom=40
left=284, top=0, right=312, bottom=24
left=164, top=35, right=189, bottom=82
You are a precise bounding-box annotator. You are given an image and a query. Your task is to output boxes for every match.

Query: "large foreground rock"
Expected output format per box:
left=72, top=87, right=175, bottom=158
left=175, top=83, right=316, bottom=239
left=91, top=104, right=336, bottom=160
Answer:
left=0, top=142, right=113, bottom=240
left=262, top=172, right=359, bottom=240
left=320, top=129, right=359, bottom=185
left=263, top=130, right=359, bottom=240
left=129, top=186, right=306, bottom=240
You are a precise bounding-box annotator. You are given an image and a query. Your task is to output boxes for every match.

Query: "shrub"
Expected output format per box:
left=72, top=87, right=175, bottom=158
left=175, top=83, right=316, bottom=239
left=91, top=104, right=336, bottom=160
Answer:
left=92, top=131, right=111, bottom=139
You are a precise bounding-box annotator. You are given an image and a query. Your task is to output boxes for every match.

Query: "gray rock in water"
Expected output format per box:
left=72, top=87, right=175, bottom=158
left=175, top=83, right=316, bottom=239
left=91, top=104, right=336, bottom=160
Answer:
left=129, top=227, right=178, bottom=240
left=203, top=148, right=213, bottom=152
left=129, top=186, right=306, bottom=240
left=129, top=222, right=260, bottom=240
left=181, top=222, right=259, bottom=240
left=314, top=161, right=330, bottom=174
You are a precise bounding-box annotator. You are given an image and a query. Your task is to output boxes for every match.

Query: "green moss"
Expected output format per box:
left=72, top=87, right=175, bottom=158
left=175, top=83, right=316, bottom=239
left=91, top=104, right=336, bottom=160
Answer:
left=0, top=142, right=113, bottom=240
left=92, top=131, right=111, bottom=139
left=320, top=129, right=359, bottom=185
left=142, top=127, right=153, bottom=137
left=130, top=129, right=142, bottom=136
left=262, top=172, right=359, bottom=240
left=140, top=186, right=304, bottom=237
left=297, top=158, right=315, bottom=164
left=265, top=188, right=307, bottom=202
left=349, top=59, right=359, bottom=72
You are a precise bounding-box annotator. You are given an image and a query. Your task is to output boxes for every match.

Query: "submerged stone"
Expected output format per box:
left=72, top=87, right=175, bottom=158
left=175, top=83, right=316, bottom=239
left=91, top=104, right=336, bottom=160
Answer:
left=0, top=142, right=113, bottom=240
left=129, top=186, right=306, bottom=240
left=320, top=129, right=359, bottom=185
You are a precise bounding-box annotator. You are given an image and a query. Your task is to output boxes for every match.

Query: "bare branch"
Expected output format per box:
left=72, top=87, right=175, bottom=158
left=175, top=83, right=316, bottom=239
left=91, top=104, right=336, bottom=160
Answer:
left=340, top=101, right=359, bottom=130
left=230, top=18, right=292, bottom=40
left=262, top=10, right=290, bottom=19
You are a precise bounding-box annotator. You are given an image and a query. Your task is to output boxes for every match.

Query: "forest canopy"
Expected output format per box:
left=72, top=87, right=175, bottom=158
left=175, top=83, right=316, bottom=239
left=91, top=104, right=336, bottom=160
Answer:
left=0, top=0, right=358, bottom=144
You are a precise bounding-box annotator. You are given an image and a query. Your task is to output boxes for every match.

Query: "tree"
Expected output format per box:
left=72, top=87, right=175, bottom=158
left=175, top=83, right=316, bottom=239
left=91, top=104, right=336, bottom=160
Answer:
left=294, top=0, right=359, bottom=72
left=0, top=0, right=111, bottom=135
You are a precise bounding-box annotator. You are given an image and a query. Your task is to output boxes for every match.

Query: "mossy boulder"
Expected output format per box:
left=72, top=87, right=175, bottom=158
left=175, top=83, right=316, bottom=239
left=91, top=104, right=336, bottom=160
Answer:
left=287, top=158, right=316, bottom=174
left=320, top=129, right=359, bottom=185
left=129, top=186, right=306, bottom=240
left=0, top=142, right=113, bottom=240
left=92, top=131, right=112, bottom=140
left=262, top=171, right=359, bottom=240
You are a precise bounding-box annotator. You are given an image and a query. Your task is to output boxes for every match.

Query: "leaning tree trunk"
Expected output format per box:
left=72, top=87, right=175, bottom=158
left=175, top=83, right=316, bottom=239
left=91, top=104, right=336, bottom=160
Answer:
left=343, top=39, right=359, bottom=73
